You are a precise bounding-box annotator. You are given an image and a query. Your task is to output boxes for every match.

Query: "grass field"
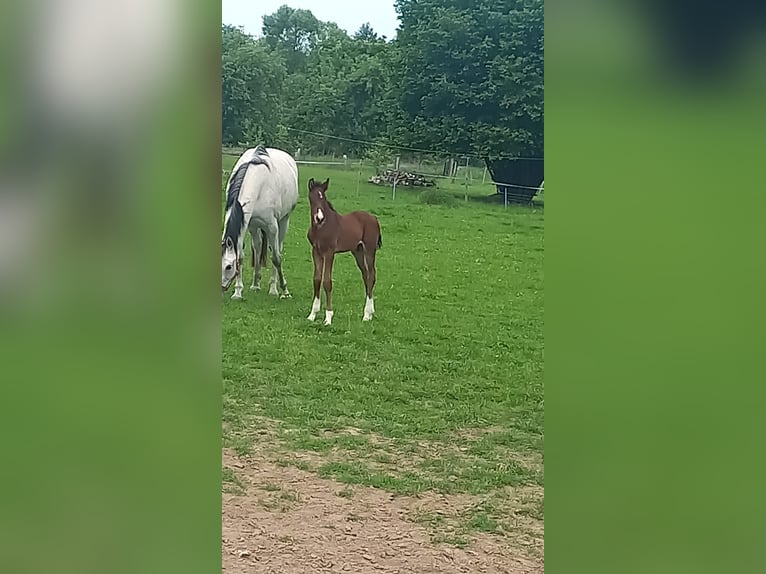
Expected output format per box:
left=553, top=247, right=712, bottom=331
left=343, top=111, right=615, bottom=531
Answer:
left=222, top=153, right=544, bottom=547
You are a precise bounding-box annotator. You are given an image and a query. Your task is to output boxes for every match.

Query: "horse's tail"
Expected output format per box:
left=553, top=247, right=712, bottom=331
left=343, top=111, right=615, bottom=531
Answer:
left=259, top=229, right=268, bottom=266
left=377, top=231, right=382, bottom=249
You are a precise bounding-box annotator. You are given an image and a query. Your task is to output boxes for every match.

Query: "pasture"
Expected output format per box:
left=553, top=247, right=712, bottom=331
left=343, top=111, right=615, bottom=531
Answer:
left=222, top=152, right=544, bottom=564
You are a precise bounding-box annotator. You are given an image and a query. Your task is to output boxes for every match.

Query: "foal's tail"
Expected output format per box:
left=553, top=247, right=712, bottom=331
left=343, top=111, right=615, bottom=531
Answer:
left=377, top=230, right=382, bottom=249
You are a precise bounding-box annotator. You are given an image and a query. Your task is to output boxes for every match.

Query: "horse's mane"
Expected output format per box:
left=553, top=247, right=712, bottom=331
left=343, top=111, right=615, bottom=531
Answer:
left=223, top=146, right=271, bottom=250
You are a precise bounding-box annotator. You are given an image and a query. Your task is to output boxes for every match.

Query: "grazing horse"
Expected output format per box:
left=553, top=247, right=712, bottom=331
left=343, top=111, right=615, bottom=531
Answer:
left=221, top=146, right=299, bottom=299
left=306, top=178, right=381, bottom=325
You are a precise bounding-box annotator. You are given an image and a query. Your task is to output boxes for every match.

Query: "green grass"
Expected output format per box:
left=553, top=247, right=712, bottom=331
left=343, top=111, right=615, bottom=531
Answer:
left=419, top=188, right=458, bottom=206
left=222, top=467, right=245, bottom=495
left=222, top=153, right=543, bottom=542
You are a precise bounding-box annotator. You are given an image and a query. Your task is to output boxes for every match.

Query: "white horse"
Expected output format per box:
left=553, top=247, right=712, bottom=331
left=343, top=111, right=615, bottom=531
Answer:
left=221, top=146, right=299, bottom=299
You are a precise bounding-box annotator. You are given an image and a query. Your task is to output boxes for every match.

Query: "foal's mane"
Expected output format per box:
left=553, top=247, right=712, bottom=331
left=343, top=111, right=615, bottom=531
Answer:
left=223, top=146, right=271, bottom=250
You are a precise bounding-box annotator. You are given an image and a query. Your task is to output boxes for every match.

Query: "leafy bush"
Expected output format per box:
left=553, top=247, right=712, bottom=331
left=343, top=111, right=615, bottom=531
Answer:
left=419, top=189, right=456, bottom=206
left=363, top=146, right=394, bottom=174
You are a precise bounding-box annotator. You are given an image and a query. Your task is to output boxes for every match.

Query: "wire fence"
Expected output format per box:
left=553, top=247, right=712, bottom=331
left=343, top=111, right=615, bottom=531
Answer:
left=222, top=140, right=544, bottom=208
left=282, top=127, right=544, bottom=162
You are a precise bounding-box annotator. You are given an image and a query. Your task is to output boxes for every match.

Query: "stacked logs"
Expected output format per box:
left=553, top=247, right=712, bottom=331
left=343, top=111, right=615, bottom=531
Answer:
left=368, top=170, right=436, bottom=187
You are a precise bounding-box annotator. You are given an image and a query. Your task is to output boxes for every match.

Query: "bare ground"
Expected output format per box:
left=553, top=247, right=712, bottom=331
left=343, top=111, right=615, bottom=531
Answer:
left=222, top=448, right=543, bottom=574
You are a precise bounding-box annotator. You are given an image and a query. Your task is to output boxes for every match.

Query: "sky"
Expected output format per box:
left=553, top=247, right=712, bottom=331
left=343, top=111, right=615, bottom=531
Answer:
left=222, top=0, right=400, bottom=40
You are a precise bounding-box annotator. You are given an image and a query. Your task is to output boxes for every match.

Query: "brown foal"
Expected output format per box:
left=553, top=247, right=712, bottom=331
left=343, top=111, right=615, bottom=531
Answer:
left=306, top=177, right=381, bottom=325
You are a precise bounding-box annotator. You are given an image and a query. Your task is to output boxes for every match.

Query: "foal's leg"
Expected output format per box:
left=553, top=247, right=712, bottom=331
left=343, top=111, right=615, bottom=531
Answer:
left=363, top=246, right=377, bottom=320
left=307, top=248, right=323, bottom=321
left=322, top=253, right=335, bottom=326
left=353, top=247, right=374, bottom=321
left=249, top=228, right=264, bottom=291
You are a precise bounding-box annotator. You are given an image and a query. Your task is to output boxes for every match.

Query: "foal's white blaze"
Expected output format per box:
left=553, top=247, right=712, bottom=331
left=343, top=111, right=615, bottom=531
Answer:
left=314, top=208, right=324, bottom=224
left=323, top=309, right=334, bottom=326
left=363, top=296, right=374, bottom=321
left=307, top=297, right=321, bottom=321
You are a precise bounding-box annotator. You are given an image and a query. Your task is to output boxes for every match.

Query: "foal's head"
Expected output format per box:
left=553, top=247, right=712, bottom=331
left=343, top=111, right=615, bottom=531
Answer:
left=308, top=178, right=331, bottom=226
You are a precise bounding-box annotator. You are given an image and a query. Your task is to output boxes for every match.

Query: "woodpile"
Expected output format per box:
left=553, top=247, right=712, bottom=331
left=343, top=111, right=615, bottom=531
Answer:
left=368, top=170, right=436, bottom=187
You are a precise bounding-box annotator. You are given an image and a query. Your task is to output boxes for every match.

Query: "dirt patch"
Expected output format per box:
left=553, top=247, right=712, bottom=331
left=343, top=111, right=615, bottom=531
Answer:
left=223, top=448, right=543, bottom=574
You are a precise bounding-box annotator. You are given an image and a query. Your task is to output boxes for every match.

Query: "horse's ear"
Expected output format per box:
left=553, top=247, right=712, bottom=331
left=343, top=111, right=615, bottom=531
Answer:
left=322, top=178, right=330, bottom=190
left=308, top=178, right=315, bottom=189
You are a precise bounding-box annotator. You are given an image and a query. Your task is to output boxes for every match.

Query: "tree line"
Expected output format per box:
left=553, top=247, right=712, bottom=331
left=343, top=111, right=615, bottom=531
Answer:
left=222, top=0, right=543, bottom=167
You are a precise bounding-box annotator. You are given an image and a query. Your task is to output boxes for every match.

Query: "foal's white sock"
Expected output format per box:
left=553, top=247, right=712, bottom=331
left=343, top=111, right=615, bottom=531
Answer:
left=363, top=297, right=374, bottom=321
left=307, top=297, right=321, bottom=321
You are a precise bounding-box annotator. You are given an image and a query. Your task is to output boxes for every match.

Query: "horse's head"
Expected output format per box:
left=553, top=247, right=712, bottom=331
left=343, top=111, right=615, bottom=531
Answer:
left=308, top=177, right=330, bottom=225
left=221, top=236, right=238, bottom=292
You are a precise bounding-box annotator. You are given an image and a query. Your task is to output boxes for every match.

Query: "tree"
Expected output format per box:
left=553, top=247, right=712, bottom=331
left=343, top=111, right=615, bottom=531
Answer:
left=221, top=25, right=285, bottom=145
left=354, top=23, right=380, bottom=42
left=262, top=5, right=322, bottom=73
left=394, top=0, right=543, bottom=159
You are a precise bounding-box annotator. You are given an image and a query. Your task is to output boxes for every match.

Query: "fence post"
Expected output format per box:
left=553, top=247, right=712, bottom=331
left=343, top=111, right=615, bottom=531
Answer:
left=464, top=157, right=470, bottom=202
left=482, top=165, right=487, bottom=184
left=356, top=160, right=362, bottom=197
left=392, top=156, right=400, bottom=201
left=504, top=187, right=508, bottom=209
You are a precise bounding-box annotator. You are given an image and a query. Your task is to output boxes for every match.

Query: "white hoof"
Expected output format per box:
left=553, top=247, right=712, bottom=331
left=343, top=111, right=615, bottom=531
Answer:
left=363, top=297, right=374, bottom=321
left=323, top=310, right=334, bottom=326
left=231, top=293, right=243, bottom=301
left=250, top=284, right=260, bottom=291
left=268, top=289, right=279, bottom=296
left=280, top=291, right=292, bottom=299
left=307, top=297, right=320, bottom=322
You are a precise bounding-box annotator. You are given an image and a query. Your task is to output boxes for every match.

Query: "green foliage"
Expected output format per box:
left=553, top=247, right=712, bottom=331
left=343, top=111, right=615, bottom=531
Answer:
left=221, top=25, right=284, bottom=146
left=261, top=5, right=321, bottom=73
left=362, top=146, right=394, bottom=173
left=354, top=23, right=382, bottom=42
left=222, top=1, right=543, bottom=158
left=395, top=0, right=543, bottom=158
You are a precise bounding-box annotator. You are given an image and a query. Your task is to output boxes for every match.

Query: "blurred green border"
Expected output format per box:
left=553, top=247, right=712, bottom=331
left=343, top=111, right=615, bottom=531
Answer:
left=0, top=2, right=222, bottom=574
left=548, top=3, right=766, bottom=573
